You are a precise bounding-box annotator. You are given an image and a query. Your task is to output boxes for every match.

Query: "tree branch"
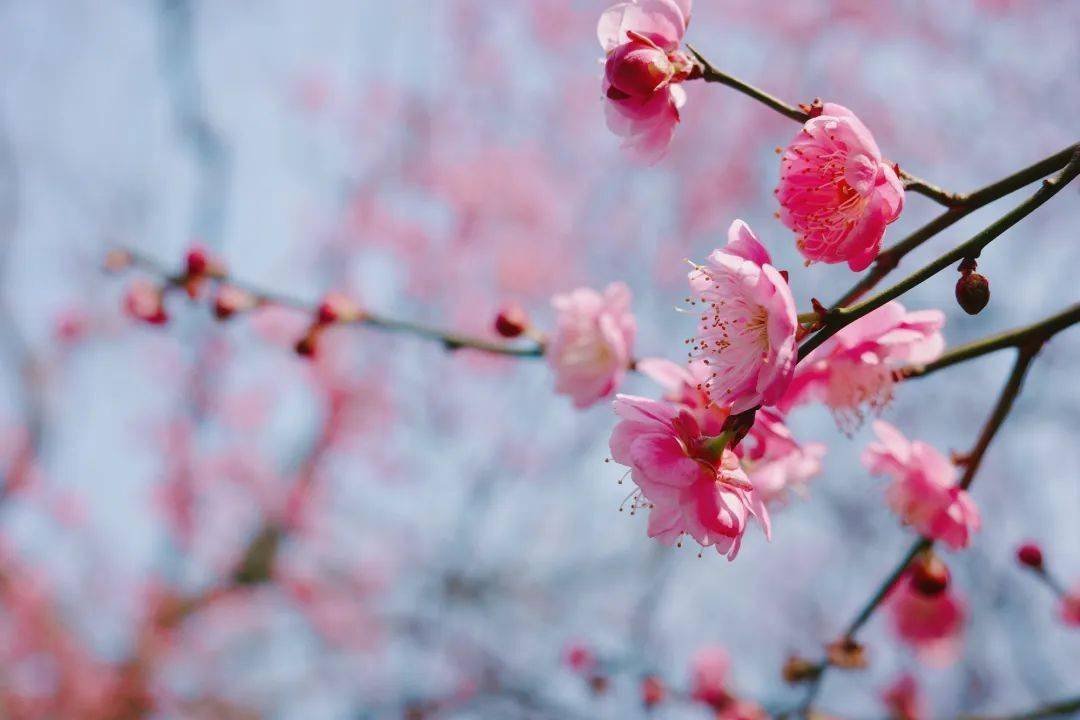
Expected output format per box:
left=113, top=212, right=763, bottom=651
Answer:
left=962, top=695, right=1080, bottom=720
left=800, top=150, right=1080, bottom=362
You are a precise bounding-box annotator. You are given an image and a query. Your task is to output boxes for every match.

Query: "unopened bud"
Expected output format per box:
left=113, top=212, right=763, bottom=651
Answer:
left=294, top=329, right=319, bottom=358
left=213, top=285, right=254, bottom=320
left=640, top=675, right=666, bottom=709
left=825, top=638, right=867, bottom=670
left=782, top=655, right=822, bottom=684
left=316, top=292, right=360, bottom=325
left=494, top=302, right=529, bottom=338
left=955, top=272, right=990, bottom=315
left=588, top=675, right=609, bottom=695
left=909, top=552, right=950, bottom=596
left=185, top=246, right=210, bottom=277
left=124, top=279, right=168, bottom=325
left=1016, top=541, right=1044, bottom=570
left=103, top=249, right=133, bottom=273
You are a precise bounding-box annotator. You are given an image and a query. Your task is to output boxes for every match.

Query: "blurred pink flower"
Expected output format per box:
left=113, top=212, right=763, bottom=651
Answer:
left=863, top=421, right=980, bottom=550
left=689, top=646, right=730, bottom=708
left=738, top=408, right=825, bottom=507
left=882, top=673, right=925, bottom=720
left=780, top=302, right=944, bottom=431
left=776, top=103, right=904, bottom=271
left=563, top=642, right=598, bottom=674
left=598, top=0, right=695, bottom=162
left=609, top=394, right=770, bottom=560
left=124, top=279, right=168, bottom=325
left=547, top=282, right=636, bottom=408
left=688, top=220, right=798, bottom=413
left=887, top=571, right=966, bottom=666
left=1060, top=585, right=1080, bottom=627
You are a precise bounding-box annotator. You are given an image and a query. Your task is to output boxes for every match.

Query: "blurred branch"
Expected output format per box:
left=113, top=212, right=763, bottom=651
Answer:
left=962, top=695, right=1080, bottom=720
left=119, top=247, right=545, bottom=358
left=799, top=150, right=1080, bottom=361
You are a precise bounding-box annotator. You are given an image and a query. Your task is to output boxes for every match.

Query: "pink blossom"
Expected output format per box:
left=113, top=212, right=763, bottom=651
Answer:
left=863, top=421, right=980, bottom=550
left=609, top=394, right=770, bottom=560
left=637, top=357, right=729, bottom=435
left=882, top=674, right=925, bottom=720
left=687, top=220, right=798, bottom=413
left=1061, top=585, right=1080, bottom=627
left=738, top=408, right=825, bottom=507
left=775, top=103, right=904, bottom=271
left=564, top=642, right=598, bottom=674
left=689, top=646, right=731, bottom=709
left=781, top=301, right=944, bottom=431
left=598, top=0, right=695, bottom=162
left=124, top=279, right=168, bottom=325
left=887, top=572, right=966, bottom=666
left=547, top=282, right=636, bottom=408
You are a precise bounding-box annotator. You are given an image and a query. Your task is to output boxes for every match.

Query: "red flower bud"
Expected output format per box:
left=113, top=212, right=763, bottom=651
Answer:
left=640, top=675, right=666, bottom=709
left=124, top=279, right=168, bottom=325
left=213, top=285, right=254, bottom=320
left=494, top=302, right=529, bottom=338
left=186, top=246, right=210, bottom=277
left=955, top=272, right=990, bottom=315
left=294, top=330, right=319, bottom=358
left=1016, top=542, right=1044, bottom=570
left=316, top=292, right=360, bottom=325
left=605, top=42, right=674, bottom=99
left=909, top=552, right=950, bottom=596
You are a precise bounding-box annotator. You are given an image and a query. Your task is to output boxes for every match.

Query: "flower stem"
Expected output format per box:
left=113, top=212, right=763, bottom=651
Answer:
left=685, top=44, right=809, bottom=123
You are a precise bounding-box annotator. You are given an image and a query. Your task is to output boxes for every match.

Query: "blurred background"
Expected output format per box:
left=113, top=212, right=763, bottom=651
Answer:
left=0, top=1, right=1078, bottom=717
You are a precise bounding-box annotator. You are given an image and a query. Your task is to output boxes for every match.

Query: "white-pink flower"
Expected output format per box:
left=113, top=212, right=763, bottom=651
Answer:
left=863, top=421, right=981, bottom=550
left=738, top=409, right=825, bottom=508
left=775, top=103, right=905, bottom=271
left=688, top=220, right=798, bottom=414
left=547, top=282, right=636, bottom=409
left=598, top=0, right=694, bottom=162
left=608, top=394, right=770, bottom=560
left=780, top=301, right=944, bottom=432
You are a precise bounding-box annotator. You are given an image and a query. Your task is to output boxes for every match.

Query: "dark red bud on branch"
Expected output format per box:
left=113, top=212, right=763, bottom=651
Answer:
left=825, top=638, right=867, bottom=670
left=955, top=272, right=990, bottom=315
left=909, top=552, right=950, bottom=596
left=494, top=302, right=529, bottom=338
left=782, top=656, right=822, bottom=684
left=185, top=246, right=210, bottom=277
left=1016, top=542, right=1044, bottom=570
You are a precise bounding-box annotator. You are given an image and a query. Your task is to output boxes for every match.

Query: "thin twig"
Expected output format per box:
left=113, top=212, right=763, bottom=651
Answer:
left=961, top=695, right=1080, bottom=720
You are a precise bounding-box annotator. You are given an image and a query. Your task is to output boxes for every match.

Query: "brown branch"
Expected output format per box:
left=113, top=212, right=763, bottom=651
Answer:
left=962, top=695, right=1080, bottom=720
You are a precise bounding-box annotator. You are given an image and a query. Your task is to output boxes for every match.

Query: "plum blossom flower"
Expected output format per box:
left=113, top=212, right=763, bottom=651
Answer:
left=687, top=220, right=798, bottom=413
left=863, top=421, right=980, bottom=550
left=738, top=409, right=825, bottom=507
left=887, top=571, right=966, bottom=666
left=1061, top=585, right=1080, bottom=627
left=638, top=358, right=823, bottom=507
left=608, top=394, right=770, bottom=560
left=598, top=0, right=695, bottom=162
left=882, top=674, right=925, bottom=720
left=780, top=302, right=944, bottom=432
left=776, top=103, right=905, bottom=271
left=689, top=646, right=731, bottom=709
left=547, top=282, right=636, bottom=408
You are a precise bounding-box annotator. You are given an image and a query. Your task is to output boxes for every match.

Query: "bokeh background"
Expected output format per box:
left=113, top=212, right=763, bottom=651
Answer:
left=0, top=0, right=1078, bottom=717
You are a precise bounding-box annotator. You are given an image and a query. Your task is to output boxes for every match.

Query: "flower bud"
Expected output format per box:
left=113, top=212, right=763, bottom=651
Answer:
left=213, top=285, right=255, bottom=320
left=909, top=552, right=950, bottom=596
left=825, top=638, right=867, bottom=670
left=494, top=302, right=529, bottom=338
left=186, top=246, right=210, bottom=277
left=124, top=279, right=168, bottom=325
left=563, top=642, right=596, bottom=675
left=1016, top=541, right=1044, bottom=570
left=316, top=292, right=360, bottom=325
left=605, top=41, right=674, bottom=98
left=782, top=655, right=822, bottom=685
left=294, top=329, right=319, bottom=358
left=955, top=272, right=990, bottom=315
left=640, top=675, right=666, bottom=709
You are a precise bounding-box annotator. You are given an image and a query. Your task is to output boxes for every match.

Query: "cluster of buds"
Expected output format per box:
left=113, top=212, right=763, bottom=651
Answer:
left=294, top=291, right=364, bottom=359
left=955, top=257, right=990, bottom=315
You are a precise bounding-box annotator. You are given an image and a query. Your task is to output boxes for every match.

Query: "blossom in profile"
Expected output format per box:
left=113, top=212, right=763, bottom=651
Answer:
left=780, top=302, right=944, bottom=432
left=738, top=408, right=825, bottom=507
left=547, top=282, right=636, bottom=408
left=597, top=0, right=695, bottom=162
left=687, top=220, right=798, bottom=413
left=887, top=570, right=966, bottom=666
left=863, top=421, right=980, bottom=550
left=1061, top=585, right=1080, bottom=627
left=776, top=103, right=904, bottom=271
left=882, top=674, right=925, bottom=720
left=609, top=394, right=770, bottom=560
left=637, top=357, right=729, bottom=435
